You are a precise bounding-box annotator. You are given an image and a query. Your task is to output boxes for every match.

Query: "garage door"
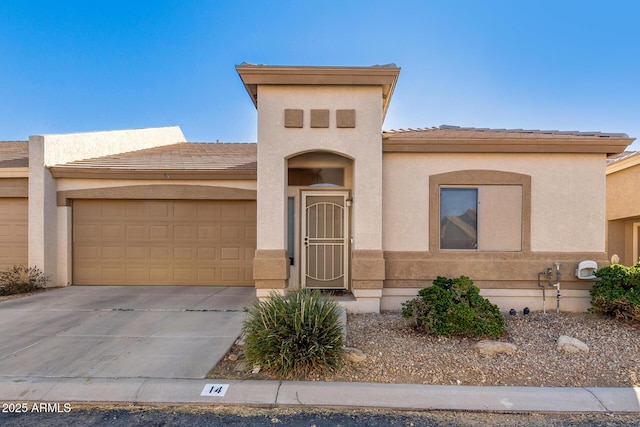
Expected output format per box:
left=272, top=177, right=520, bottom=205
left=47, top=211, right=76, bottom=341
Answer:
left=0, top=198, right=28, bottom=269
left=73, top=200, right=256, bottom=286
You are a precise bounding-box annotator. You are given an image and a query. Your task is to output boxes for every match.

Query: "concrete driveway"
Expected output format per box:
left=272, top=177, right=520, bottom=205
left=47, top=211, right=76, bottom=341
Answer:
left=0, top=286, right=254, bottom=379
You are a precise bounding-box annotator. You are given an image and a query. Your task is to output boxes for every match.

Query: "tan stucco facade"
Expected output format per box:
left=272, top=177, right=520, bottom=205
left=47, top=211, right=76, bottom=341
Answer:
left=383, top=153, right=606, bottom=253
left=236, top=63, right=401, bottom=313
left=606, top=153, right=640, bottom=266
left=380, top=152, right=612, bottom=312
left=254, top=85, right=386, bottom=307
left=7, top=63, right=635, bottom=314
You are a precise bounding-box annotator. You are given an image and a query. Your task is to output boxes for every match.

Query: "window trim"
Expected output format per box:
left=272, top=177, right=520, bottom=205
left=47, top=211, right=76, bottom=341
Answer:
left=429, top=170, right=531, bottom=253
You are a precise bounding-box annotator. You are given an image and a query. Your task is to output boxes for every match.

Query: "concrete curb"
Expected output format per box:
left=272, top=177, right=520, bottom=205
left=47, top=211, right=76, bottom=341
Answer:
left=0, top=377, right=638, bottom=413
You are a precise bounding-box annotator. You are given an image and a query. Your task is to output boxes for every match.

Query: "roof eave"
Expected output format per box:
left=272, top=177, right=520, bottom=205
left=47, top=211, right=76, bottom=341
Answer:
left=236, top=64, right=401, bottom=120
left=382, top=136, right=634, bottom=155
left=48, top=167, right=257, bottom=180
left=0, top=167, right=29, bottom=178
left=606, top=151, right=640, bottom=174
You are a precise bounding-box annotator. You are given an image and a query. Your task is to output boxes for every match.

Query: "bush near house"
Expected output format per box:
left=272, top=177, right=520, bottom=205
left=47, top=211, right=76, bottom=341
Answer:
left=402, top=276, right=505, bottom=338
left=0, top=265, right=49, bottom=296
left=242, top=289, right=344, bottom=379
left=590, top=263, right=640, bottom=323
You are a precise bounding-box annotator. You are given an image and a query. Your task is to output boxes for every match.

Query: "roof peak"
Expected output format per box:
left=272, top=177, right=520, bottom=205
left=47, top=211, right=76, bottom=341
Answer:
left=236, top=63, right=400, bottom=120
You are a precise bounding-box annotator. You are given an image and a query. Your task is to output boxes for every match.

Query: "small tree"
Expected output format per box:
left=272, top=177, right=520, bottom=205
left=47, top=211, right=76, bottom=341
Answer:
left=402, top=276, right=505, bottom=338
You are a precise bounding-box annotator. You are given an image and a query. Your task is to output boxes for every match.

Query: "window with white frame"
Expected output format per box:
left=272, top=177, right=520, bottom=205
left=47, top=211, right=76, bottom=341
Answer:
left=440, top=185, right=523, bottom=251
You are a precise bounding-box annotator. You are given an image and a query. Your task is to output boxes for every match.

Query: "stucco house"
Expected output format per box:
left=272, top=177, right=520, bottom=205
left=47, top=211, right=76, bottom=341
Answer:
left=606, top=151, right=640, bottom=266
left=0, top=64, right=634, bottom=313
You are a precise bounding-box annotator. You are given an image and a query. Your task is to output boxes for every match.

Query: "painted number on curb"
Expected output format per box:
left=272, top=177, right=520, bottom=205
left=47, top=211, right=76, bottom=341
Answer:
left=201, top=384, right=229, bottom=397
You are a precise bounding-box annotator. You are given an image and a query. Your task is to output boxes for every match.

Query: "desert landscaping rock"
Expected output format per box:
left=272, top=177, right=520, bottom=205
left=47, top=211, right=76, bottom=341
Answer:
left=210, top=311, right=639, bottom=387
left=233, top=361, right=247, bottom=372
left=472, top=340, right=518, bottom=356
left=344, top=347, right=366, bottom=363
left=557, top=335, right=590, bottom=353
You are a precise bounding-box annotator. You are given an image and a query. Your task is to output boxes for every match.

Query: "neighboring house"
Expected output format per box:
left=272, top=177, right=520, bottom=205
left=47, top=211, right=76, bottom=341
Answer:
left=0, top=141, right=29, bottom=270
left=0, top=64, right=634, bottom=313
left=606, top=151, right=640, bottom=266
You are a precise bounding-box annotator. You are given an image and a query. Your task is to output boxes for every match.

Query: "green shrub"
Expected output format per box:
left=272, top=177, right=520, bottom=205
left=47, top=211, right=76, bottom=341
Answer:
left=402, top=276, right=505, bottom=338
left=0, top=265, right=49, bottom=296
left=242, top=289, right=344, bottom=379
left=590, top=263, right=640, bottom=322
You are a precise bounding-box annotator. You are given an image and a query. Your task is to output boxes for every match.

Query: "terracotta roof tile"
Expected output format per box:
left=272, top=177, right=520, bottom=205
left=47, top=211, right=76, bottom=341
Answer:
left=383, top=125, right=630, bottom=139
left=53, top=142, right=257, bottom=171
left=0, top=141, right=29, bottom=168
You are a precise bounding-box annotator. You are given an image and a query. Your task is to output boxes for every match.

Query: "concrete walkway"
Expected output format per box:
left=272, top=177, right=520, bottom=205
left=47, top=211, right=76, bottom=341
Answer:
left=0, top=377, right=638, bottom=413
left=0, top=287, right=638, bottom=413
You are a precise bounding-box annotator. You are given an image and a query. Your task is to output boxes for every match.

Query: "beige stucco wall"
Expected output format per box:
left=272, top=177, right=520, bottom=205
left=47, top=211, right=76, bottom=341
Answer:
left=28, top=136, right=58, bottom=282
left=29, top=127, right=187, bottom=286
left=607, top=164, right=640, bottom=221
left=383, top=152, right=606, bottom=253
left=257, top=85, right=383, bottom=251
left=38, top=127, right=185, bottom=167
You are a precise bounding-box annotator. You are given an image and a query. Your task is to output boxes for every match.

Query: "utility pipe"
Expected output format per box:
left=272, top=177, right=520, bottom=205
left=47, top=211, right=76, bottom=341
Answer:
left=537, top=271, right=547, bottom=314
left=551, top=262, right=562, bottom=314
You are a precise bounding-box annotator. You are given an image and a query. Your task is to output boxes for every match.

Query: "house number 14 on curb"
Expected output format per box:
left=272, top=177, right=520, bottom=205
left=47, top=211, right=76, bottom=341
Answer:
left=200, top=384, right=229, bottom=397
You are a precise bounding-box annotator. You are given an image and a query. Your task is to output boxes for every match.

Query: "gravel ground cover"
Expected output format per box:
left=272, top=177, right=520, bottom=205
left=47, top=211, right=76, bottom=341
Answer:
left=210, top=311, right=640, bottom=387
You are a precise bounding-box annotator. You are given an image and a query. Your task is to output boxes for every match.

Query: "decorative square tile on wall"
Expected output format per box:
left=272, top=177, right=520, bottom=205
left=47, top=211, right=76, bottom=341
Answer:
left=284, top=109, right=303, bottom=128
left=310, top=109, right=330, bottom=128
left=336, top=109, right=356, bottom=128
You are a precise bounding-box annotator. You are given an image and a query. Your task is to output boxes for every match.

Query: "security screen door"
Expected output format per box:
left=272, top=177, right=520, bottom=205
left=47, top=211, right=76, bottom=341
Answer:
left=301, top=191, right=349, bottom=289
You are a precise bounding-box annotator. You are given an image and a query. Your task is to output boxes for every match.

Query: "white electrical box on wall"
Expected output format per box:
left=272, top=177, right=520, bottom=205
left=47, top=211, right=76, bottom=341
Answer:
left=575, top=260, right=598, bottom=280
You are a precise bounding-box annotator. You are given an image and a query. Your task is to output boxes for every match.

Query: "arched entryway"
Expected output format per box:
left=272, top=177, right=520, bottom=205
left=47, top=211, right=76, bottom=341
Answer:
left=286, top=151, right=354, bottom=290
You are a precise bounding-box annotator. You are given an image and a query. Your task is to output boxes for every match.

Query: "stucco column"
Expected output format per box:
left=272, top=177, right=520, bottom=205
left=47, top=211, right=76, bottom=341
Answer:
left=56, top=205, right=72, bottom=286
left=253, top=95, right=290, bottom=290
left=350, top=148, right=385, bottom=305
left=253, top=157, right=290, bottom=290
left=28, top=136, right=58, bottom=285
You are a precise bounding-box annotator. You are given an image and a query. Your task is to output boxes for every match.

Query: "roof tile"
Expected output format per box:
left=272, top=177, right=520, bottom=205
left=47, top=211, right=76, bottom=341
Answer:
left=382, top=125, right=629, bottom=139
left=0, top=141, right=29, bottom=168
left=53, top=142, right=257, bottom=171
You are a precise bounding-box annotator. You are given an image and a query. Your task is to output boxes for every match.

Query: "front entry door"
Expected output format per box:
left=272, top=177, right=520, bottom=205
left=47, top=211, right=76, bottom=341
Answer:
left=301, top=191, right=349, bottom=289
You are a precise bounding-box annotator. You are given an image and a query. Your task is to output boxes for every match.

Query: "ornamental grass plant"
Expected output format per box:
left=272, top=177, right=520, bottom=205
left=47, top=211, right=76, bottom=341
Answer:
left=242, top=289, right=344, bottom=379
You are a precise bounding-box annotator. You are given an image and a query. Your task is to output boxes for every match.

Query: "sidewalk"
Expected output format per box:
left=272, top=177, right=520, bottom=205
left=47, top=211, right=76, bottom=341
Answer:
left=0, top=377, right=638, bottom=413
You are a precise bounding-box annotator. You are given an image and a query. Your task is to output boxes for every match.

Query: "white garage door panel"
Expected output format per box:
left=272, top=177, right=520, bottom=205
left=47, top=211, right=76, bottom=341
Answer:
left=0, top=198, right=28, bottom=269
left=73, top=200, right=256, bottom=286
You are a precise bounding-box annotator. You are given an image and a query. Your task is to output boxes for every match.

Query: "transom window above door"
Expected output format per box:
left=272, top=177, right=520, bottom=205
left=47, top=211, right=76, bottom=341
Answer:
left=288, top=168, right=344, bottom=186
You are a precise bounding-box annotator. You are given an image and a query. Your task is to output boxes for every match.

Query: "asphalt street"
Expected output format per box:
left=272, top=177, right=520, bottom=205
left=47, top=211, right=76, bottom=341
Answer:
left=1, top=406, right=639, bottom=427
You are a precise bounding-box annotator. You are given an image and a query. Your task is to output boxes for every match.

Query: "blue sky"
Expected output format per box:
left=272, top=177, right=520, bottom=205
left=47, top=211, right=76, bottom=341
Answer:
left=1, top=0, right=638, bottom=149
